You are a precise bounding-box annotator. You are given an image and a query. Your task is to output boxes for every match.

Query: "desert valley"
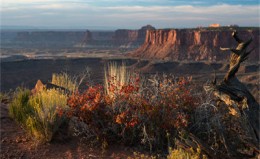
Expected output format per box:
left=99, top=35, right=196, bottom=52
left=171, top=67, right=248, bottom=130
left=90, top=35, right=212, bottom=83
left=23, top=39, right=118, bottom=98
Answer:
left=1, top=24, right=259, bottom=158
left=1, top=0, right=260, bottom=157
left=1, top=25, right=259, bottom=92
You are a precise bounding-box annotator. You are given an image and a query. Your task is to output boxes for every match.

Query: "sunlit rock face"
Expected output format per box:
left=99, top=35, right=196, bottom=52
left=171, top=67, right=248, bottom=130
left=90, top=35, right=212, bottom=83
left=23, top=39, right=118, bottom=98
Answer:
left=130, top=28, right=259, bottom=62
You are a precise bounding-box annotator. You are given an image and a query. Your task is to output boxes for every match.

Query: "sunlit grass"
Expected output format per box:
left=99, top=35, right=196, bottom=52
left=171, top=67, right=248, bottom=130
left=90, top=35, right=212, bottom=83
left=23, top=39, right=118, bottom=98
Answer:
left=9, top=88, right=68, bottom=142
left=28, top=89, right=68, bottom=142
left=51, top=72, right=78, bottom=92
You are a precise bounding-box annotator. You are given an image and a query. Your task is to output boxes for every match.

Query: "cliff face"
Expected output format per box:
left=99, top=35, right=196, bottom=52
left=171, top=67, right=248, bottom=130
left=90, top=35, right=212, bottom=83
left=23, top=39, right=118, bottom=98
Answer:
left=130, top=29, right=259, bottom=61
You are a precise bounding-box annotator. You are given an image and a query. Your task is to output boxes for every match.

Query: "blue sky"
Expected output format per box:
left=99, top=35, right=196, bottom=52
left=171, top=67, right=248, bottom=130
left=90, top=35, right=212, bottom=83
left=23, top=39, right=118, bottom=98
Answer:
left=1, top=0, right=259, bottom=29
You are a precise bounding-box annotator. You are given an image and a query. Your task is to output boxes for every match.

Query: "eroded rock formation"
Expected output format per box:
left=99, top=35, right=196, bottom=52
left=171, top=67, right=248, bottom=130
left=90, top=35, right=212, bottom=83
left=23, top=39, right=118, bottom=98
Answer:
left=130, top=28, right=259, bottom=62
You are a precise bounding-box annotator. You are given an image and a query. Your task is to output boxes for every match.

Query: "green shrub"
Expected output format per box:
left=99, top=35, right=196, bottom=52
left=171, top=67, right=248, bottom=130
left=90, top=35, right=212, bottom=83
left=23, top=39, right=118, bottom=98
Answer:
left=9, top=88, right=68, bottom=142
left=9, top=88, right=32, bottom=125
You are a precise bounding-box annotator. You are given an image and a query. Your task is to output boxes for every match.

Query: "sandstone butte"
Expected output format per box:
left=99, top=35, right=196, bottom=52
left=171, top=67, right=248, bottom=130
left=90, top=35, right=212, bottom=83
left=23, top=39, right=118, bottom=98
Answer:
left=129, top=28, right=259, bottom=62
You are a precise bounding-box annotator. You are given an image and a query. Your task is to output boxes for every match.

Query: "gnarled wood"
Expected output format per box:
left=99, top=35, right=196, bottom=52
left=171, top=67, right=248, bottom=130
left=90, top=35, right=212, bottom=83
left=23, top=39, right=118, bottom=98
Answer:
left=204, top=31, right=259, bottom=157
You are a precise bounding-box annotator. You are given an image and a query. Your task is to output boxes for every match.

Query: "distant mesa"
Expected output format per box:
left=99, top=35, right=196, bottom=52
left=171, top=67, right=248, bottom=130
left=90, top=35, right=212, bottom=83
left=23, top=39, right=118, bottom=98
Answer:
left=3, top=25, right=155, bottom=49
left=1, top=24, right=157, bottom=49
left=77, top=24, right=156, bottom=48
left=129, top=28, right=259, bottom=62
left=140, top=24, right=156, bottom=30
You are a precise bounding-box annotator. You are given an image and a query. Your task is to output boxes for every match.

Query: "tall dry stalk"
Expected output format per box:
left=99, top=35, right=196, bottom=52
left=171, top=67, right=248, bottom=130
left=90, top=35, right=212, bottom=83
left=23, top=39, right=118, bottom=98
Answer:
left=104, top=62, right=131, bottom=98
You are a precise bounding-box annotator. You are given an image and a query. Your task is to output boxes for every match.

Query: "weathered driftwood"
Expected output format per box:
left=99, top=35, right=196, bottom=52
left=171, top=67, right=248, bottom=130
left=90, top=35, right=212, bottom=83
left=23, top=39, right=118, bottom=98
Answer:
left=204, top=31, right=259, bottom=154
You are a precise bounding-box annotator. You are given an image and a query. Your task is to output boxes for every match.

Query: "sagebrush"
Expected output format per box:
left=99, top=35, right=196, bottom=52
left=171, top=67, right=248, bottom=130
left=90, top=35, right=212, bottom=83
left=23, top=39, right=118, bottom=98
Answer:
left=9, top=88, right=68, bottom=142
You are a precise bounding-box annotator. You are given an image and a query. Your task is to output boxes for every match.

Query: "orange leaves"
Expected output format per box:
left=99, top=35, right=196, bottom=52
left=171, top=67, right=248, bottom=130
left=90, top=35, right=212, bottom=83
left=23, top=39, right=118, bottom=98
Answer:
left=94, top=92, right=101, bottom=104
left=115, top=111, right=139, bottom=128
left=67, top=85, right=104, bottom=115
left=127, top=117, right=138, bottom=127
left=120, top=85, right=139, bottom=94
left=174, top=113, right=189, bottom=128
left=56, top=107, right=64, bottom=117
left=107, top=74, right=140, bottom=97
left=115, top=112, right=126, bottom=124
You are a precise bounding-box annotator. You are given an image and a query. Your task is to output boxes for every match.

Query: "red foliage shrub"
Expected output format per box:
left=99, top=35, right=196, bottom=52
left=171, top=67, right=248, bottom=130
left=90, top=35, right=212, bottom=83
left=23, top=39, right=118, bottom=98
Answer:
left=67, top=74, right=200, bottom=151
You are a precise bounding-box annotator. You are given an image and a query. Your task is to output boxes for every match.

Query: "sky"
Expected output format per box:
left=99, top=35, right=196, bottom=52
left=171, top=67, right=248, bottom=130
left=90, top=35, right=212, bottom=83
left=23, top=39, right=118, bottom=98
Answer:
left=1, top=0, right=259, bottom=29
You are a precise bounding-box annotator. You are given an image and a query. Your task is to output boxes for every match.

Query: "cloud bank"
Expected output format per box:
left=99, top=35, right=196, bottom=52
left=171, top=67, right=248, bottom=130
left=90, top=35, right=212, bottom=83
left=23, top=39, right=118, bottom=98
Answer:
left=1, top=0, right=259, bottom=29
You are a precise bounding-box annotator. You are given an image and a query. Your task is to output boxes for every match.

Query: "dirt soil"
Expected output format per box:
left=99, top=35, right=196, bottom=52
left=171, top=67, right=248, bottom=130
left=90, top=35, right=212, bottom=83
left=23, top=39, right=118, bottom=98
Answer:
left=0, top=102, right=141, bottom=159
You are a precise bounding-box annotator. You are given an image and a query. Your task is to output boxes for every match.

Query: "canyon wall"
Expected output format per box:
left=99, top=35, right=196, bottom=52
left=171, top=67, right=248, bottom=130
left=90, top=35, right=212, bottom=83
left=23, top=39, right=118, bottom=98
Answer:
left=130, top=28, right=259, bottom=62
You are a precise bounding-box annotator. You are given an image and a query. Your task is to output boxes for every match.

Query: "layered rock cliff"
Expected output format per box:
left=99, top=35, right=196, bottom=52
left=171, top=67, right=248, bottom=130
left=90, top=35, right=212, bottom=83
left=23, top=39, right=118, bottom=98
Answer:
left=130, top=28, right=259, bottom=61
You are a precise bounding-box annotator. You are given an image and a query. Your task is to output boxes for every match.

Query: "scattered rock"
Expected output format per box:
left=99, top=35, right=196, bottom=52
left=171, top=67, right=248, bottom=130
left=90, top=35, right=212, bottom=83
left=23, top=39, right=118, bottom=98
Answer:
left=31, top=79, right=45, bottom=94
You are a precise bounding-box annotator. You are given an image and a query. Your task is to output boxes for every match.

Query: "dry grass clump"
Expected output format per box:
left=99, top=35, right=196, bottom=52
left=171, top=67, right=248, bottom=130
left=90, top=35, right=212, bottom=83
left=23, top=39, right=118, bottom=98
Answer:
left=104, top=62, right=139, bottom=99
left=51, top=72, right=78, bottom=92
left=27, top=89, right=68, bottom=142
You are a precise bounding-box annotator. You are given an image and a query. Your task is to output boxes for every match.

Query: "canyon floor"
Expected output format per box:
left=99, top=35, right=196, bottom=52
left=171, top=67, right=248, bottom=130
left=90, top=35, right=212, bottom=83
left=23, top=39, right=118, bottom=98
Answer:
left=1, top=56, right=259, bottom=101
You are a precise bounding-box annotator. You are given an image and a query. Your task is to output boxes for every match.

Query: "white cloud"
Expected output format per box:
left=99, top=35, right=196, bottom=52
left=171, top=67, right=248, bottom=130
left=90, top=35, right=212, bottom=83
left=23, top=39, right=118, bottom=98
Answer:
left=2, top=0, right=61, bottom=4
left=1, top=2, right=259, bottom=28
left=105, top=4, right=259, bottom=15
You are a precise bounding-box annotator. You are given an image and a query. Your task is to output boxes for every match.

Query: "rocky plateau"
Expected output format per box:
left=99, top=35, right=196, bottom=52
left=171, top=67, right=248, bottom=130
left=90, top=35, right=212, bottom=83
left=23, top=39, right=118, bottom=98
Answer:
left=129, top=28, right=259, bottom=62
